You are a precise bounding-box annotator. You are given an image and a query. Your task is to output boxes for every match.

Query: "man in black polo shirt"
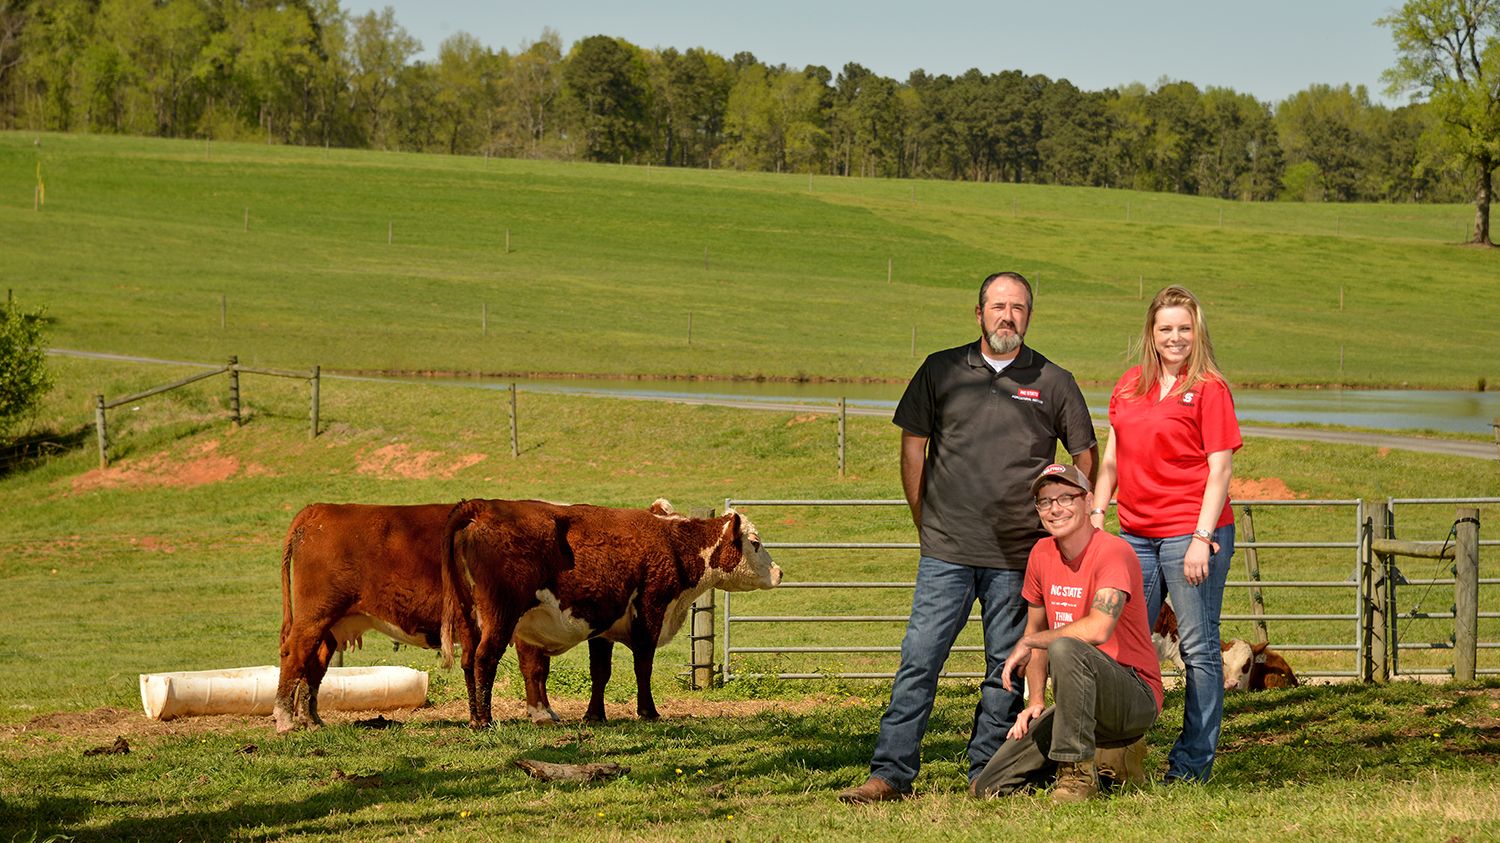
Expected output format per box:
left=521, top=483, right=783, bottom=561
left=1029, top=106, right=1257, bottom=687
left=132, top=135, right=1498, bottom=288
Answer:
left=839, top=271, right=1097, bottom=803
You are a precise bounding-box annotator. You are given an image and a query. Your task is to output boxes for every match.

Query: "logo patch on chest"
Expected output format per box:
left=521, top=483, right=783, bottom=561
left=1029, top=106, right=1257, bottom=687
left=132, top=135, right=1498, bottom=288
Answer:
left=1181, top=391, right=1196, bottom=405
left=1012, top=388, right=1043, bottom=405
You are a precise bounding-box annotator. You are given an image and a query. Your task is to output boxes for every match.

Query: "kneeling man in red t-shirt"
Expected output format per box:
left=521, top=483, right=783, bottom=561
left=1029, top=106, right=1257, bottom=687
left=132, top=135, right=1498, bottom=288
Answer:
left=971, top=463, right=1164, bottom=803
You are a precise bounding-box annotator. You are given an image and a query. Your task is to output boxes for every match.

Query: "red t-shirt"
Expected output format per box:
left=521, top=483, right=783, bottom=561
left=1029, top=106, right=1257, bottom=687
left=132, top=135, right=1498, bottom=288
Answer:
left=1024, top=529, right=1164, bottom=711
left=1107, top=366, right=1242, bottom=538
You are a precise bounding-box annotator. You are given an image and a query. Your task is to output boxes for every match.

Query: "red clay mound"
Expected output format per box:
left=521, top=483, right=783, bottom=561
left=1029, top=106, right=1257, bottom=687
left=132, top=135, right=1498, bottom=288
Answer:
left=1230, top=476, right=1302, bottom=500
left=355, top=444, right=487, bottom=479
left=71, top=440, right=270, bottom=493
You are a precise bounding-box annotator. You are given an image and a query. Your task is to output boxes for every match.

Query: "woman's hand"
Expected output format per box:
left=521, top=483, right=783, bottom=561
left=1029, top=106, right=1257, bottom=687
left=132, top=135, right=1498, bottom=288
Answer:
left=1183, top=537, right=1211, bottom=586
left=1007, top=703, right=1046, bottom=741
left=1089, top=510, right=1106, bottom=530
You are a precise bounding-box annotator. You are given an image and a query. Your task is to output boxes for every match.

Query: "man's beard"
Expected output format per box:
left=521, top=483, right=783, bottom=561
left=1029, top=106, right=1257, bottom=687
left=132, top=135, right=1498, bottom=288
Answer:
left=986, top=325, right=1023, bottom=355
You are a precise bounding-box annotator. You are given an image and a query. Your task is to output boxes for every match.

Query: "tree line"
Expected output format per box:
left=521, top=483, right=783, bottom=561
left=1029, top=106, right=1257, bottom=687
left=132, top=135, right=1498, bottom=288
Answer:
left=0, top=0, right=1484, bottom=208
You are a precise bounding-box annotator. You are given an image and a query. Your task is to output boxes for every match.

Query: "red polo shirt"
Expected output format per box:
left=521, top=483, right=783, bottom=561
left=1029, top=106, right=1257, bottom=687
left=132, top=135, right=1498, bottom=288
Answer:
left=1107, top=366, right=1242, bottom=538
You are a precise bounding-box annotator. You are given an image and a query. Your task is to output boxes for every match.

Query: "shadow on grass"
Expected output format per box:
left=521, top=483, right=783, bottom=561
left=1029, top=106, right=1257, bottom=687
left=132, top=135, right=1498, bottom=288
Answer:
left=6, top=680, right=1499, bottom=839
left=0, top=424, right=90, bottom=480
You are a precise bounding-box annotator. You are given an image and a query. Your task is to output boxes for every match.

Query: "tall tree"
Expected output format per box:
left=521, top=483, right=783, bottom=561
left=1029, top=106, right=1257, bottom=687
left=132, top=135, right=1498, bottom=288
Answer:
left=1382, top=0, right=1500, bottom=244
left=349, top=6, right=418, bottom=148
left=563, top=34, right=650, bottom=163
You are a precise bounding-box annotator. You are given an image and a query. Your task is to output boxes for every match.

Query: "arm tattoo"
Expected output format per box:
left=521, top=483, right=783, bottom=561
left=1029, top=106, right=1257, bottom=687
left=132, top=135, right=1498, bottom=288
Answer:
left=1091, top=588, right=1125, bottom=619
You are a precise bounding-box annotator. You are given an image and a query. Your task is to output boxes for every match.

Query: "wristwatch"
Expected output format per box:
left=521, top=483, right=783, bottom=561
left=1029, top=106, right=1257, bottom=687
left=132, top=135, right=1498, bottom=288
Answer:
left=1089, top=508, right=1106, bottom=516
left=1192, top=528, right=1213, bottom=544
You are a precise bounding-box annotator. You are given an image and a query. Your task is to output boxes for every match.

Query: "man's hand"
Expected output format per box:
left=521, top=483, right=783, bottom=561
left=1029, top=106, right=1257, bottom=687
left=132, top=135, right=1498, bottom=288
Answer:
left=1000, top=641, right=1031, bottom=693
left=1007, top=703, right=1045, bottom=740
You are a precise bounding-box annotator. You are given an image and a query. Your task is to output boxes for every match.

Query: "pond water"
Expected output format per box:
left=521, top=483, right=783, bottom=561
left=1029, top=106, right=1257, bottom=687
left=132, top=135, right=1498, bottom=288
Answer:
left=387, top=375, right=1500, bottom=436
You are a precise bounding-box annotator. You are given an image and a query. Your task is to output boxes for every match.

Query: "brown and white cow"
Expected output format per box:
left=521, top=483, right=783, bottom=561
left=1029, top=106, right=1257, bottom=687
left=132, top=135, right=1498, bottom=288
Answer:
left=1152, top=601, right=1299, bottom=692
left=442, top=498, right=781, bottom=728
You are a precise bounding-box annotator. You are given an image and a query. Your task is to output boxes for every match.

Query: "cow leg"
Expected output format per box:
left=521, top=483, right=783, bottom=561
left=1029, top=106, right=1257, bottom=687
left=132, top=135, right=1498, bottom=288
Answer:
left=472, top=614, right=519, bottom=729
left=275, top=623, right=331, bottom=733
left=628, top=639, right=660, bottom=721
left=454, top=619, right=484, bottom=729
left=515, top=640, right=560, bottom=724
left=585, top=637, right=614, bottom=723
left=275, top=626, right=316, bottom=733
left=305, top=633, right=338, bottom=728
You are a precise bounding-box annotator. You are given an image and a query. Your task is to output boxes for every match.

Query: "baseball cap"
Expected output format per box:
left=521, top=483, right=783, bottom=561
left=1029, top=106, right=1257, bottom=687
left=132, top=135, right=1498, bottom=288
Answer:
left=1029, top=463, right=1091, bottom=496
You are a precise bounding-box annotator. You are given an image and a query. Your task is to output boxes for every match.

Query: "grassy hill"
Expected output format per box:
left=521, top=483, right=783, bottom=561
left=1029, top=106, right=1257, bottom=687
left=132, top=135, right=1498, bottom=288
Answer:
left=2, top=132, right=1496, bottom=388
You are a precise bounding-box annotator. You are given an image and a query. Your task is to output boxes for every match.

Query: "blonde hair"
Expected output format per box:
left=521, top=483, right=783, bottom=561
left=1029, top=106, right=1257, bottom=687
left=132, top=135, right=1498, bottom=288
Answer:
left=1132, top=285, right=1226, bottom=399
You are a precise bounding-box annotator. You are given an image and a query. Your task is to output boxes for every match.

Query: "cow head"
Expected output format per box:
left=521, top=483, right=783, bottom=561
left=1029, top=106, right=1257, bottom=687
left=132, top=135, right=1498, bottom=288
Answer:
left=1221, top=639, right=1253, bottom=692
left=1250, top=642, right=1299, bottom=689
left=709, top=510, right=782, bottom=591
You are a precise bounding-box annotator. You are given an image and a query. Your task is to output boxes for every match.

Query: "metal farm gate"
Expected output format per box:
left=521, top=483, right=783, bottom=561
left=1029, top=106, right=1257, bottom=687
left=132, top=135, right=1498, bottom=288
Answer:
left=696, top=497, right=1492, bottom=686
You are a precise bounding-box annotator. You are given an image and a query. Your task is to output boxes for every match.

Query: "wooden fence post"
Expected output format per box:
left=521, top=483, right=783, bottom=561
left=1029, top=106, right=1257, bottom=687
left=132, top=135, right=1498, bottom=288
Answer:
left=309, top=365, right=320, bottom=439
left=1239, top=505, right=1268, bottom=644
left=508, top=383, right=519, bottom=457
left=94, top=394, right=109, bottom=468
left=1454, top=507, right=1480, bottom=681
left=689, top=507, right=717, bottom=689
left=228, top=356, right=241, bottom=427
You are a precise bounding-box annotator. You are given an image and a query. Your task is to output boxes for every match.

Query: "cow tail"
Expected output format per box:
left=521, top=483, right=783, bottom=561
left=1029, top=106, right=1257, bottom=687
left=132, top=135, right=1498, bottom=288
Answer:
left=279, top=516, right=301, bottom=648
left=440, top=500, right=480, bottom=670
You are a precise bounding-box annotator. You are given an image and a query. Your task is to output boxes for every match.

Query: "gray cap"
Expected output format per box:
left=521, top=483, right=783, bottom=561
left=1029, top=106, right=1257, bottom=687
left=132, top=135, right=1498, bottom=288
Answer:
left=1029, top=463, right=1091, bottom=496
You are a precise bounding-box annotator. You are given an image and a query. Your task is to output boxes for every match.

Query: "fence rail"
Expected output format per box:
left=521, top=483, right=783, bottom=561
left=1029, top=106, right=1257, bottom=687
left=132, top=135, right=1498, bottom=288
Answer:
left=92, top=357, right=320, bottom=467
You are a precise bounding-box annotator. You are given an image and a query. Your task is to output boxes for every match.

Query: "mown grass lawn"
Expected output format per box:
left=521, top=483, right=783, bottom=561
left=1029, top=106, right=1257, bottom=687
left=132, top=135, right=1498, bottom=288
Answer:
left=2, top=131, right=1497, bottom=388
left=1, top=360, right=1497, bottom=840
left=3, top=133, right=1499, bottom=840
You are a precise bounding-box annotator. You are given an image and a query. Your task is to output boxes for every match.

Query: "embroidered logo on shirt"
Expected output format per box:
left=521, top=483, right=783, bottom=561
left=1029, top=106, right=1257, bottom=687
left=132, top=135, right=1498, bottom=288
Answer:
left=1182, top=391, right=1196, bottom=405
left=1013, top=388, right=1044, bottom=405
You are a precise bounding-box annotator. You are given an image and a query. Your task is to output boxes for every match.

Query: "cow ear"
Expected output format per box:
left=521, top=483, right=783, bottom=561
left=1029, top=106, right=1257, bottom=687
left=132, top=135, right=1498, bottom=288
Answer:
left=650, top=499, right=676, bottom=517
left=1251, top=641, right=1269, bottom=654
left=707, top=513, right=742, bottom=572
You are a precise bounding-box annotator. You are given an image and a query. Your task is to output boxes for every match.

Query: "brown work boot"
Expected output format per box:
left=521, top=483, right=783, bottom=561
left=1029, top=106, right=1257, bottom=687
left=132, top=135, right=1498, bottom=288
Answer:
left=837, top=776, right=910, bottom=804
left=1094, top=746, right=1125, bottom=792
left=1119, top=737, right=1148, bottom=790
left=1051, top=759, right=1099, bottom=804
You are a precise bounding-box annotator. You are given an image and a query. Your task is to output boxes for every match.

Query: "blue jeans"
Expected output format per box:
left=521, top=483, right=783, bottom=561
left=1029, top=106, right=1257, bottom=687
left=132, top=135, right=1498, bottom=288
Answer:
left=869, top=556, right=1028, bottom=790
left=1123, top=524, right=1235, bottom=782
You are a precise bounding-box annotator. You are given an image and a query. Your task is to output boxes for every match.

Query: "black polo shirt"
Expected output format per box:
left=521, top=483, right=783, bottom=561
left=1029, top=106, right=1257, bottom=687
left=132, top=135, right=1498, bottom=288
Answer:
left=893, top=341, right=1096, bottom=570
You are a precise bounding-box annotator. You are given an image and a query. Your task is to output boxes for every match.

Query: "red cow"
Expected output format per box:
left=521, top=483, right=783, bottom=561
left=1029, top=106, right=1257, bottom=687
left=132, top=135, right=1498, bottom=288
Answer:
left=1151, top=601, right=1299, bottom=692
left=275, top=503, right=453, bottom=733
left=442, top=499, right=782, bottom=728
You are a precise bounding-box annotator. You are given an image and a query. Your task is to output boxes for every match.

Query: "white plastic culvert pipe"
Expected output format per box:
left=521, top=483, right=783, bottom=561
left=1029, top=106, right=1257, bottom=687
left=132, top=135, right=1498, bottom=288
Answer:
left=139, top=665, right=428, bottom=721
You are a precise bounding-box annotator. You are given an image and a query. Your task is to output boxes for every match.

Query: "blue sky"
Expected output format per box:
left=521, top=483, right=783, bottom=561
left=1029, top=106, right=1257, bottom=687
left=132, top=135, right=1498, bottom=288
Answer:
left=341, top=1, right=1405, bottom=106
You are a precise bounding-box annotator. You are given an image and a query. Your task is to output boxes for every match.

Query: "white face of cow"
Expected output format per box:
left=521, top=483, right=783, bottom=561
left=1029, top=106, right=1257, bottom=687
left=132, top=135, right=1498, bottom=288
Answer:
left=1222, top=639, right=1253, bottom=692
left=715, top=510, right=782, bottom=591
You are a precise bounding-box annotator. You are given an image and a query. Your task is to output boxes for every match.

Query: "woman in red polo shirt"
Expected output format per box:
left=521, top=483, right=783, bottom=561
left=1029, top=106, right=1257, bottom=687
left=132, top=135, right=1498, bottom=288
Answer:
left=1090, top=284, right=1242, bottom=784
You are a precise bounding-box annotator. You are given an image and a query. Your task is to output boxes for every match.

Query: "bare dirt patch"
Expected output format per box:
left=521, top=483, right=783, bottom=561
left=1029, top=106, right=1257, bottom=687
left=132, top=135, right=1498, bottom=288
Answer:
left=1230, top=476, right=1302, bottom=500
left=69, top=440, right=272, bottom=493
left=356, top=444, right=488, bottom=479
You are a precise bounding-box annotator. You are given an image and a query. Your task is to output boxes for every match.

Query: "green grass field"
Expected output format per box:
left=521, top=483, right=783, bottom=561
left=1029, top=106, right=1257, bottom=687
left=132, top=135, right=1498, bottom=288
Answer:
left=2, top=132, right=1498, bottom=388
left=0, top=363, right=1497, bottom=840
left=3, top=135, right=1500, bottom=840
